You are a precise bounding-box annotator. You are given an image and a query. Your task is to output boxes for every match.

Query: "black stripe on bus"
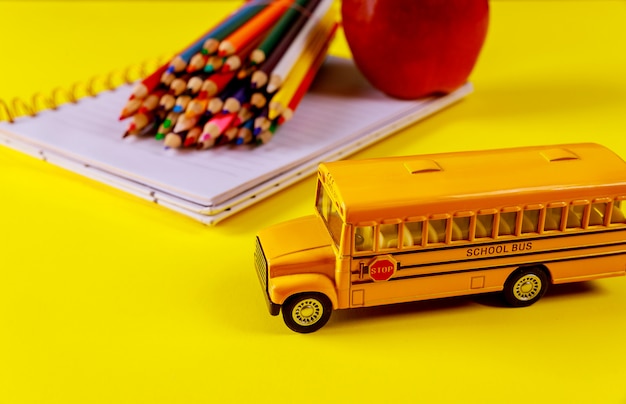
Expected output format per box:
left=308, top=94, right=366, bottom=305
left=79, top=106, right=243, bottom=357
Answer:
left=353, top=226, right=626, bottom=260
left=351, top=248, right=626, bottom=285
left=399, top=241, right=626, bottom=271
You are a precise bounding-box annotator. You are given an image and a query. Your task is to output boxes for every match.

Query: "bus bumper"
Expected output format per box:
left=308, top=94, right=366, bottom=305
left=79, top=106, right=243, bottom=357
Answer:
left=265, top=297, right=281, bottom=317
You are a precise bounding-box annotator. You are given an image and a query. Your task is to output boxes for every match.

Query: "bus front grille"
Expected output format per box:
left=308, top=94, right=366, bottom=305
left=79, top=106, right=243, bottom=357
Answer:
left=255, top=237, right=268, bottom=291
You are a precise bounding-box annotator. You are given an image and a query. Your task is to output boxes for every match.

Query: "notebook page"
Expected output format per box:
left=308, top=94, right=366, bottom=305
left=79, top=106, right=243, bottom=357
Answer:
left=0, top=58, right=469, bottom=209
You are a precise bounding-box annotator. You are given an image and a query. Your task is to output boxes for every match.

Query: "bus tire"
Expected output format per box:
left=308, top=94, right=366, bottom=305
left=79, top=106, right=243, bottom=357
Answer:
left=282, top=293, right=332, bottom=333
left=503, top=266, right=549, bottom=307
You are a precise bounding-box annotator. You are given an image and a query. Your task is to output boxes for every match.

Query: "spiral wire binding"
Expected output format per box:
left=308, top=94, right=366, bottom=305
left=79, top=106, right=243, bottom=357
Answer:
left=0, top=56, right=170, bottom=124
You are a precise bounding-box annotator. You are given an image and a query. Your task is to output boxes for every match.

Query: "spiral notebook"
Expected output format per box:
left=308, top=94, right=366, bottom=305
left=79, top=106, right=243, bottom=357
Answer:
left=0, top=57, right=472, bottom=224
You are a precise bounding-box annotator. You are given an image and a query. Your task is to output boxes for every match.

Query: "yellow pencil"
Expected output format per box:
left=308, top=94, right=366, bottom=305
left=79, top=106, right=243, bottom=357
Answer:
left=268, top=9, right=337, bottom=120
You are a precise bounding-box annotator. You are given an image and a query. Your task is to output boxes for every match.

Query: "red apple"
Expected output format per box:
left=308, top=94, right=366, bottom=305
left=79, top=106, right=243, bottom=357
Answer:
left=341, top=0, right=489, bottom=99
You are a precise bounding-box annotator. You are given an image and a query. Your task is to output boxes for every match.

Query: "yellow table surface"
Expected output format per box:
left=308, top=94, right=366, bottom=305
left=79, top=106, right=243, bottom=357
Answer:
left=1, top=1, right=626, bottom=403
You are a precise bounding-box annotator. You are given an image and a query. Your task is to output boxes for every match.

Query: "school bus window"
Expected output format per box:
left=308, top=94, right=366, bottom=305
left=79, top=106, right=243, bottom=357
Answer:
left=475, top=213, right=495, bottom=238
left=610, top=198, right=626, bottom=224
left=498, top=211, right=518, bottom=236
left=544, top=206, right=564, bottom=231
left=589, top=202, right=608, bottom=226
left=566, top=204, right=587, bottom=229
left=316, top=183, right=343, bottom=246
left=404, top=221, right=423, bottom=247
left=521, top=209, right=540, bottom=234
left=315, top=183, right=328, bottom=217
left=355, top=225, right=375, bottom=252
left=379, top=223, right=399, bottom=249
left=427, top=218, right=447, bottom=244
left=451, top=216, right=471, bottom=241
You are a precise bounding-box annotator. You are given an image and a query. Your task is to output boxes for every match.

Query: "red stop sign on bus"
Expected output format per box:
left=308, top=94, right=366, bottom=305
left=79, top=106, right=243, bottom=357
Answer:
left=369, top=256, right=397, bottom=282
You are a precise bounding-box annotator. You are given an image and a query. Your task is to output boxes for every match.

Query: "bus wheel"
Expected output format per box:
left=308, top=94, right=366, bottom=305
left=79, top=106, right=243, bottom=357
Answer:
left=503, top=267, right=548, bottom=307
left=282, top=293, right=332, bottom=333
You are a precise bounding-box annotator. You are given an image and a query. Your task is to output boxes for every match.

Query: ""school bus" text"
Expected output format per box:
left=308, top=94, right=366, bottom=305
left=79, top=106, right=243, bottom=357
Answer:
left=466, top=242, right=533, bottom=257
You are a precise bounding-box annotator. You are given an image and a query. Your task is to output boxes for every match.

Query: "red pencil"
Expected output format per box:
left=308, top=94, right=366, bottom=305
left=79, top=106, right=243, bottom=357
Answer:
left=131, top=62, right=169, bottom=100
left=201, top=70, right=237, bottom=97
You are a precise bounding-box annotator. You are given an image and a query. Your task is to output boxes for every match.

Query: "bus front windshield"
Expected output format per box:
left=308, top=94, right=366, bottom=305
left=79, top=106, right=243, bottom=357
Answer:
left=315, top=181, right=343, bottom=247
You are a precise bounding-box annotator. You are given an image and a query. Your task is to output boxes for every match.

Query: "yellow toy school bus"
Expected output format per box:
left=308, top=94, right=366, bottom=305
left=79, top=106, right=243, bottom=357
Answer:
left=254, top=143, right=626, bottom=333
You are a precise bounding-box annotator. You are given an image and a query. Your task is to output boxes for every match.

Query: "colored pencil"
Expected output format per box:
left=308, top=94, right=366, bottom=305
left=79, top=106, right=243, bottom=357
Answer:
left=131, top=61, right=169, bottom=100
left=155, top=111, right=180, bottom=140
left=219, top=28, right=264, bottom=75
left=249, top=0, right=312, bottom=65
left=123, top=110, right=153, bottom=136
left=203, top=56, right=225, bottom=74
left=268, top=16, right=338, bottom=120
left=185, top=97, right=209, bottom=118
left=218, top=0, right=294, bottom=57
left=249, top=0, right=325, bottom=90
left=223, top=86, right=249, bottom=114
left=265, top=0, right=332, bottom=94
left=183, top=126, right=203, bottom=148
left=172, top=95, right=192, bottom=113
left=159, top=93, right=176, bottom=112
left=207, top=97, right=225, bottom=115
left=168, top=1, right=269, bottom=73
left=120, top=61, right=169, bottom=119
left=119, top=98, right=142, bottom=120
left=201, top=1, right=270, bottom=55
left=186, top=76, right=205, bottom=95
left=197, top=112, right=237, bottom=149
left=173, top=114, right=199, bottom=133
left=235, top=119, right=255, bottom=145
left=186, top=53, right=208, bottom=73
left=163, top=131, right=186, bottom=149
left=121, top=0, right=338, bottom=149
left=169, top=78, right=188, bottom=96
left=201, top=70, right=237, bottom=97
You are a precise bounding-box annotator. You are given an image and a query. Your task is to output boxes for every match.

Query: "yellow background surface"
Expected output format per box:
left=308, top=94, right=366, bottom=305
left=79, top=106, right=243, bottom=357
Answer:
left=1, top=1, right=626, bottom=403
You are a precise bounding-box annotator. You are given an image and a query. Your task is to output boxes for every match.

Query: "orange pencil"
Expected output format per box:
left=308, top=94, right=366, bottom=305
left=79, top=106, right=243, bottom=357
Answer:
left=119, top=98, right=142, bottom=120
left=185, top=97, right=209, bottom=117
left=220, top=28, right=265, bottom=73
left=217, top=0, right=294, bottom=57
